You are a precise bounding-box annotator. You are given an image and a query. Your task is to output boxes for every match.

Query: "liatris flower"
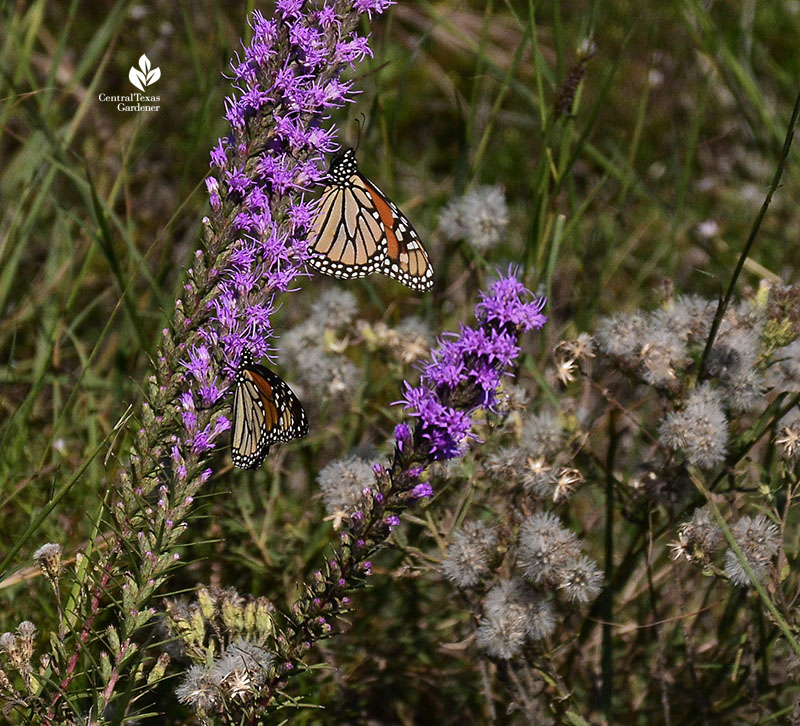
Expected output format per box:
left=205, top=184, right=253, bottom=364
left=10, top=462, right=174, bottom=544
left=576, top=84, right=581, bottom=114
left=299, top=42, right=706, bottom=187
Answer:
left=724, top=514, right=781, bottom=587
left=260, top=271, right=546, bottom=701
left=36, top=2, right=394, bottom=721
left=400, top=271, right=546, bottom=461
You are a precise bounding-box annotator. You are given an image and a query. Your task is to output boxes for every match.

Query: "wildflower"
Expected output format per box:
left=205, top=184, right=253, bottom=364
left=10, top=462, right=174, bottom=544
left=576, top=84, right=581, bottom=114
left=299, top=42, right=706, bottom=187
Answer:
left=0, top=634, right=22, bottom=672
left=522, top=411, right=564, bottom=458
left=400, top=271, right=546, bottom=462
left=441, top=520, right=498, bottom=588
left=638, top=319, right=686, bottom=386
left=495, top=383, right=530, bottom=413
left=395, top=317, right=433, bottom=363
left=318, top=456, right=377, bottom=518
left=722, top=369, right=765, bottom=413
left=517, top=512, right=581, bottom=586
left=521, top=455, right=557, bottom=497
left=769, top=339, right=800, bottom=392
left=309, top=288, right=358, bottom=329
left=294, top=348, right=359, bottom=399
left=554, top=333, right=594, bottom=385
left=665, top=295, right=715, bottom=343
left=476, top=579, right=553, bottom=659
left=556, top=333, right=595, bottom=364
left=15, top=623, right=35, bottom=668
left=175, top=665, right=220, bottom=713
left=594, top=312, right=645, bottom=361
left=724, top=514, right=781, bottom=587
left=438, top=185, right=509, bottom=251
left=553, top=467, right=583, bottom=503
left=210, top=639, right=273, bottom=701
left=669, top=506, right=722, bottom=562
left=776, top=424, right=800, bottom=459
left=32, top=543, right=62, bottom=581
left=659, top=383, right=728, bottom=469
left=555, top=356, right=578, bottom=385
left=556, top=555, right=603, bottom=603
left=484, top=447, right=526, bottom=481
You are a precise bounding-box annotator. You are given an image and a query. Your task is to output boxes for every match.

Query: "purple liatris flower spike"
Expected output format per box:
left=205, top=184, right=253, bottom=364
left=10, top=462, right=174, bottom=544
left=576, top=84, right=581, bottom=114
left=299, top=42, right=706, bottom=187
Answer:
left=163, top=0, right=397, bottom=466
left=272, top=272, right=545, bottom=703
left=53, top=2, right=398, bottom=719
left=400, top=269, right=546, bottom=461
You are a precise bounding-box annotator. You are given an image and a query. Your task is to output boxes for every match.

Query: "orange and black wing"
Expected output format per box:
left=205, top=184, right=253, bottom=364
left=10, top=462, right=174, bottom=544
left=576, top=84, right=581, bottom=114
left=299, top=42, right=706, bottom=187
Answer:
left=231, top=350, right=309, bottom=470
left=361, top=176, right=434, bottom=293
left=308, top=149, right=434, bottom=291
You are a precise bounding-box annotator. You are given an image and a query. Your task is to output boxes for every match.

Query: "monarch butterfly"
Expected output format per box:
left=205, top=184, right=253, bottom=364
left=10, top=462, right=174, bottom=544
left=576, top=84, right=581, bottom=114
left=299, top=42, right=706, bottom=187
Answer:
left=230, top=349, right=308, bottom=470
left=308, top=148, right=434, bottom=292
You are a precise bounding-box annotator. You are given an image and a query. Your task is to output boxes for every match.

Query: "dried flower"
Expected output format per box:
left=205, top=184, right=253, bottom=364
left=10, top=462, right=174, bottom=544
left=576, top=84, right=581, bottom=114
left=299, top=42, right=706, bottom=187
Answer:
left=556, top=555, right=603, bottom=603
left=438, top=185, right=509, bottom=251
left=776, top=424, right=800, bottom=459
left=517, top=512, right=581, bottom=586
left=521, top=456, right=557, bottom=497
left=594, top=312, right=645, bottom=361
left=669, top=506, right=723, bottom=562
left=441, top=520, right=498, bottom=588
left=522, top=411, right=564, bottom=458
left=553, top=467, right=583, bottom=503
left=175, top=665, right=220, bottom=713
left=659, top=383, right=728, bottom=469
left=476, top=579, right=554, bottom=659
left=32, top=543, right=62, bottom=580
left=318, top=456, right=377, bottom=518
left=724, top=514, right=781, bottom=587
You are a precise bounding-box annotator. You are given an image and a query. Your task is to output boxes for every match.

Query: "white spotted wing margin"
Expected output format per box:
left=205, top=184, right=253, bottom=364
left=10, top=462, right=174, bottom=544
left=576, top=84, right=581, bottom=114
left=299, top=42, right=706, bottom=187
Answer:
left=230, top=350, right=309, bottom=470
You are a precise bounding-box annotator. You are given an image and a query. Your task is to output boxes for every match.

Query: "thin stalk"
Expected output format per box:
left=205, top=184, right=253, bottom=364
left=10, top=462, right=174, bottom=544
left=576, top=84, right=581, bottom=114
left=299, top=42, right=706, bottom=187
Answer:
left=698, top=86, right=800, bottom=378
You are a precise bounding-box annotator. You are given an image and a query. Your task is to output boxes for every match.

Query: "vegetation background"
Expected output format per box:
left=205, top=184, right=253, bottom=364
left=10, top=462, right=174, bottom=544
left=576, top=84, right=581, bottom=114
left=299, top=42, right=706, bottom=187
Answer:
left=1, top=0, right=800, bottom=723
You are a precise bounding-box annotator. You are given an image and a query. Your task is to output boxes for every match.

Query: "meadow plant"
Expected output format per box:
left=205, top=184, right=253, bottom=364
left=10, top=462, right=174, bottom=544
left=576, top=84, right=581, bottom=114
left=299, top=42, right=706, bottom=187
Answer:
left=5, top=1, right=800, bottom=724
left=0, top=1, right=393, bottom=722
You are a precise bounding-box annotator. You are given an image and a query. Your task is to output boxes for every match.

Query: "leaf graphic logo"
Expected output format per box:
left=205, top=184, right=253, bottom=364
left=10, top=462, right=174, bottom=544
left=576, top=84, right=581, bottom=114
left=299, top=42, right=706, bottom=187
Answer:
left=128, top=54, right=161, bottom=92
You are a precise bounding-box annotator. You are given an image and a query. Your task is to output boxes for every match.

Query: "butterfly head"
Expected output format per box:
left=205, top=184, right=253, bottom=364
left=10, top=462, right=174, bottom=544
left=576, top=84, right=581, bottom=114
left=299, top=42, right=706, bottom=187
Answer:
left=329, top=148, right=358, bottom=184
left=238, top=348, right=256, bottom=369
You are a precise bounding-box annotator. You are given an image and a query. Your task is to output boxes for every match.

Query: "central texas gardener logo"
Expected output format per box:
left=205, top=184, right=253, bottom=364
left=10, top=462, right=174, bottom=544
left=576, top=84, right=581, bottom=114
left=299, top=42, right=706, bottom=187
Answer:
left=128, top=54, right=161, bottom=91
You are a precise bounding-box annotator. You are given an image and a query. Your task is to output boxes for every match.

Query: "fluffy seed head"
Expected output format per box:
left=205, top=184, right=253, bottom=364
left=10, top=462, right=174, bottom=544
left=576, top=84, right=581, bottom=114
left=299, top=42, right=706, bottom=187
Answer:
left=669, top=506, right=723, bottom=562
left=724, top=514, right=781, bottom=587
left=556, top=555, right=603, bottom=603
left=476, top=579, right=554, bottom=658
left=441, top=520, right=498, bottom=588
left=317, top=456, right=377, bottom=518
left=517, top=512, right=581, bottom=586
left=659, top=383, right=728, bottom=469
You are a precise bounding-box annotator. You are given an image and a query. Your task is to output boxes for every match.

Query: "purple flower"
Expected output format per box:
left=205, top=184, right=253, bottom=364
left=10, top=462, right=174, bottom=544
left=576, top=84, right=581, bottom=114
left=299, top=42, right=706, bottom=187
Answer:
left=399, top=270, right=546, bottom=465
left=171, top=0, right=395, bottom=463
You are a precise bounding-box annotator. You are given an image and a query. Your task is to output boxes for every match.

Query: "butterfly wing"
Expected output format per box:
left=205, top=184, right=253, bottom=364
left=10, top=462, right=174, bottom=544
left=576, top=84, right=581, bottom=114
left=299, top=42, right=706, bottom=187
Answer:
left=231, top=355, right=308, bottom=470
left=308, top=176, right=387, bottom=279
left=361, top=177, right=434, bottom=293
left=308, top=149, right=434, bottom=291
